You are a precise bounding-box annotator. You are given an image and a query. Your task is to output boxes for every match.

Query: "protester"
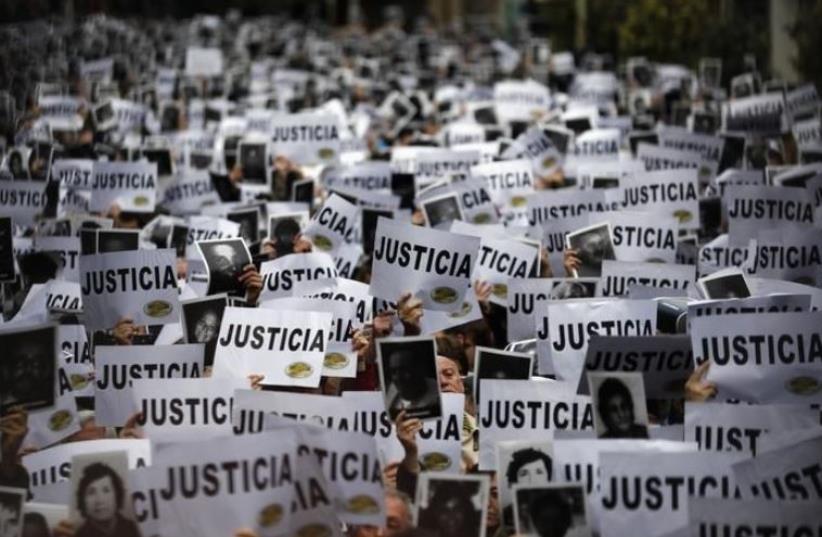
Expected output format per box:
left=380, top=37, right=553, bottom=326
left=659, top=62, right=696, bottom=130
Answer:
left=0, top=7, right=820, bottom=537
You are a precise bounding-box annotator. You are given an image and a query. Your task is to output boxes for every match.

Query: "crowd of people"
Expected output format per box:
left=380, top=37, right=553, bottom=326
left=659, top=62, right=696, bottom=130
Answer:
left=0, top=7, right=821, bottom=537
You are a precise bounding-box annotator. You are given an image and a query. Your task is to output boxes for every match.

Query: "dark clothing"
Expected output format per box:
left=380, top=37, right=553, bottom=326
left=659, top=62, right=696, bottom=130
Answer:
left=600, top=424, right=649, bottom=439
left=76, top=514, right=142, bottom=537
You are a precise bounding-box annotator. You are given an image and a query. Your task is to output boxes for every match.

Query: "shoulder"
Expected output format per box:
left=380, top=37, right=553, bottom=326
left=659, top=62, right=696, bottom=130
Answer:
left=117, top=515, right=142, bottom=537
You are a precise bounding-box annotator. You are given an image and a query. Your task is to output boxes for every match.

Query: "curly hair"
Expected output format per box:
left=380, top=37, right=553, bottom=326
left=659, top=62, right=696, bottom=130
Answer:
left=506, top=447, right=553, bottom=484
left=76, top=462, right=125, bottom=518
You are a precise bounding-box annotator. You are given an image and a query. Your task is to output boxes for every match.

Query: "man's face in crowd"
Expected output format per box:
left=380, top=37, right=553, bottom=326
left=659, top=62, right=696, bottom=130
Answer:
left=383, top=495, right=411, bottom=536
left=516, top=459, right=550, bottom=486
left=436, top=356, right=463, bottom=394
left=604, top=392, right=634, bottom=433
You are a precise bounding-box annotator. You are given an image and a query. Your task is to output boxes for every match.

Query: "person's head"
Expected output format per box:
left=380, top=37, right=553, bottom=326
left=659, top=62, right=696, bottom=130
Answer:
left=22, top=512, right=50, bottom=537
left=436, top=355, right=464, bottom=394
left=428, top=483, right=478, bottom=537
left=527, top=490, right=572, bottom=537
left=348, top=490, right=411, bottom=537
left=387, top=349, right=426, bottom=400
left=194, top=310, right=219, bottom=342
left=506, top=448, right=552, bottom=486
left=211, top=243, right=239, bottom=273
left=0, top=495, right=21, bottom=536
left=597, top=378, right=636, bottom=435
left=76, top=463, right=125, bottom=524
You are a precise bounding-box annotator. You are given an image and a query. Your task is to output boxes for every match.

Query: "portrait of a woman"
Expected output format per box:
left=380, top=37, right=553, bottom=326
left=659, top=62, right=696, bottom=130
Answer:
left=75, top=463, right=141, bottom=537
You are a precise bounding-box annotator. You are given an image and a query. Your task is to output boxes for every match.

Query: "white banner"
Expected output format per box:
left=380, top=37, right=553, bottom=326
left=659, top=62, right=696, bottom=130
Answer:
left=90, top=160, right=158, bottom=213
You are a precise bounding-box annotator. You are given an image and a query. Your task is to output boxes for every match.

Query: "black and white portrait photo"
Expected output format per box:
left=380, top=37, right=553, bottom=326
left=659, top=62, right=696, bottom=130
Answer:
left=415, top=474, right=489, bottom=537
left=238, top=142, right=268, bottom=186
left=362, top=208, right=393, bottom=256
left=565, top=223, right=616, bottom=278
left=168, top=224, right=189, bottom=258
left=93, top=101, right=115, bottom=131
left=513, top=484, right=590, bottom=537
left=291, top=179, right=314, bottom=206
left=697, top=270, right=752, bottom=300
left=473, top=347, right=532, bottom=406
left=0, top=324, right=56, bottom=414
left=70, top=451, right=140, bottom=537
left=268, top=213, right=307, bottom=258
left=181, top=294, right=228, bottom=368
left=0, top=487, right=25, bottom=537
left=378, top=336, right=442, bottom=421
left=549, top=278, right=599, bottom=300
left=496, top=441, right=554, bottom=528
left=196, top=238, right=252, bottom=297
left=589, top=372, right=649, bottom=439
left=227, top=208, right=260, bottom=245
left=96, top=230, right=139, bottom=253
left=422, top=193, right=463, bottom=229
left=0, top=217, right=13, bottom=282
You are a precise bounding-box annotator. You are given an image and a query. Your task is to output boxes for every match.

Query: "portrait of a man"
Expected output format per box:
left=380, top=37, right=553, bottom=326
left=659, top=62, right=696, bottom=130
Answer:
left=379, top=337, right=441, bottom=421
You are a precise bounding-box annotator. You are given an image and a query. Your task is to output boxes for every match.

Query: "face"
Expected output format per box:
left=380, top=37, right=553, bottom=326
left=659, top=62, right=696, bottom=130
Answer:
left=515, top=459, right=550, bottom=486
left=194, top=311, right=219, bottom=342
left=211, top=244, right=238, bottom=273
left=603, top=393, right=634, bottom=433
left=382, top=496, right=411, bottom=537
left=389, top=354, right=423, bottom=399
left=436, top=496, right=467, bottom=536
left=532, top=503, right=570, bottom=537
left=83, top=475, right=117, bottom=524
left=436, top=356, right=463, bottom=394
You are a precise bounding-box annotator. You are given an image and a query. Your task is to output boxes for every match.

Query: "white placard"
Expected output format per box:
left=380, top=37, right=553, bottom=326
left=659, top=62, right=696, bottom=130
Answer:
left=79, top=248, right=179, bottom=330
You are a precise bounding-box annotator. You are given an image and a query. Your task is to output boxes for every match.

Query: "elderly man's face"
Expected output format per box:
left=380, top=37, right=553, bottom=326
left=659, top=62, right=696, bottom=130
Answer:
left=211, top=244, right=237, bottom=273
left=436, top=356, right=463, bottom=394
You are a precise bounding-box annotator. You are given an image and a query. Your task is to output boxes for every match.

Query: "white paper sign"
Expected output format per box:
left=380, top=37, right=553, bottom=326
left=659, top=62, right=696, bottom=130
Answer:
left=259, top=252, right=338, bottom=300
left=94, top=344, right=204, bottom=426
left=619, top=169, right=700, bottom=230
left=185, top=47, right=224, bottom=77
left=478, top=379, right=594, bottom=469
left=370, top=218, right=479, bottom=311
left=0, top=181, right=48, bottom=226
left=162, top=170, right=221, bottom=215
left=691, top=310, right=822, bottom=404
left=548, top=299, right=657, bottom=385
left=732, top=431, right=822, bottom=501
left=270, top=112, right=342, bottom=165
left=79, top=248, right=180, bottom=330
left=598, top=451, right=745, bottom=537
left=302, top=194, right=359, bottom=255
left=726, top=185, right=815, bottom=245
left=132, top=377, right=245, bottom=440
left=600, top=260, right=695, bottom=297
left=90, top=160, right=158, bottom=213
left=213, top=306, right=331, bottom=387
left=684, top=402, right=820, bottom=455
left=493, top=80, right=550, bottom=123
left=153, top=430, right=297, bottom=537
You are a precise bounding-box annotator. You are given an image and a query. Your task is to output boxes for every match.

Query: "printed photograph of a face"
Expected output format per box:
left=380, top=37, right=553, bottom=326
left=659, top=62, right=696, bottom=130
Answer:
left=0, top=324, right=56, bottom=414
left=423, top=194, right=463, bottom=229
left=565, top=223, right=616, bottom=277
left=182, top=295, right=228, bottom=367
left=70, top=451, right=140, bottom=537
left=378, top=337, right=442, bottom=421
left=0, top=486, right=25, bottom=537
left=416, top=475, right=488, bottom=537
left=514, top=484, right=590, bottom=537
left=589, top=372, right=649, bottom=439
left=197, top=238, right=252, bottom=297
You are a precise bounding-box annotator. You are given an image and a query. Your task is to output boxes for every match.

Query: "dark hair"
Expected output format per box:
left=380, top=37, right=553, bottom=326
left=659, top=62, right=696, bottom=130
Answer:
left=597, top=378, right=634, bottom=422
left=23, top=512, right=50, bottom=537
left=76, top=463, right=125, bottom=518
left=527, top=489, right=572, bottom=533
left=506, top=448, right=552, bottom=484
